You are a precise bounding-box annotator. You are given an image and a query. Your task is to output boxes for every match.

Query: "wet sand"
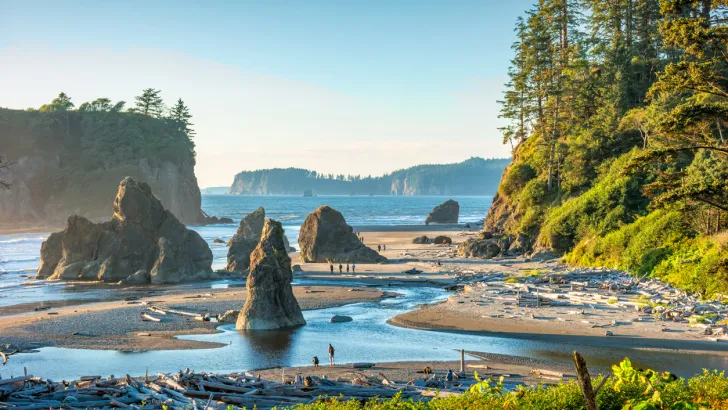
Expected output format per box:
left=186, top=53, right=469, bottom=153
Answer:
left=0, top=285, right=388, bottom=351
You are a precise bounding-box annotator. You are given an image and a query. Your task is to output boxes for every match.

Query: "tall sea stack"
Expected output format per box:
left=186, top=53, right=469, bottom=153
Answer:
left=236, top=219, right=306, bottom=330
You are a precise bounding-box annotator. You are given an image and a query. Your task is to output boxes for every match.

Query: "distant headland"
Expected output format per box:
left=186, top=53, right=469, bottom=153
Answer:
left=228, top=157, right=510, bottom=196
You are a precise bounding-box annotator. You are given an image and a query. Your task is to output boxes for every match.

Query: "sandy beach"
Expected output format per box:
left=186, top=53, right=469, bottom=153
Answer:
left=0, top=285, right=388, bottom=351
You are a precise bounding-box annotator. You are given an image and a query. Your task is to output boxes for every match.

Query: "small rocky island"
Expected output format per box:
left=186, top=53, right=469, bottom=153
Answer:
left=298, top=206, right=387, bottom=264
left=425, top=199, right=459, bottom=224
left=226, top=207, right=294, bottom=272
left=236, top=219, right=306, bottom=330
left=36, top=177, right=214, bottom=284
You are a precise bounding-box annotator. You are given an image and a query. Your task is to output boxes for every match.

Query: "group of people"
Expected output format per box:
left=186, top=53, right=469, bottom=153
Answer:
left=311, top=343, right=336, bottom=367
left=330, top=262, right=355, bottom=274
left=377, top=244, right=386, bottom=252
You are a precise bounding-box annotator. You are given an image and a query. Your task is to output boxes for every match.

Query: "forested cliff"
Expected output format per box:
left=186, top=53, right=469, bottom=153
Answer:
left=229, top=157, right=509, bottom=196
left=487, top=0, right=728, bottom=295
left=0, top=91, right=203, bottom=226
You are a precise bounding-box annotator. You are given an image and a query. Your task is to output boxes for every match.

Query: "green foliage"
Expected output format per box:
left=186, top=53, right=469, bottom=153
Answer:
left=539, top=152, right=649, bottom=252
left=287, top=359, right=728, bottom=410
left=0, top=91, right=197, bottom=220
left=490, top=0, right=728, bottom=298
left=499, top=163, right=536, bottom=198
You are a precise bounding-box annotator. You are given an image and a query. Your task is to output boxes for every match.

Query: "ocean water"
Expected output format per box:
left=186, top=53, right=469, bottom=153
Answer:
left=0, top=195, right=491, bottom=306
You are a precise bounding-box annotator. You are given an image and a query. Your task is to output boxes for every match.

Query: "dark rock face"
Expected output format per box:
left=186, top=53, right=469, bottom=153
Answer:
left=412, top=235, right=431, bottom=244
left=457, top=238, right=501, bottom=259
left=298, top=206, right=387, bottom=264
left=226, top=207, right=266, bottom=272
left=236, top=219, right=306, bottom=330
left=425, top=199, right=459, bottom=224
left=433, top=235, right=452, bottom=245
left=36, top=177, right=214, bottom=284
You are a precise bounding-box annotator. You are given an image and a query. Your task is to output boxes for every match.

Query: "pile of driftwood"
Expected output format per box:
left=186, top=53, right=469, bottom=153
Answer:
left=0, top=367, right=473, bottom=409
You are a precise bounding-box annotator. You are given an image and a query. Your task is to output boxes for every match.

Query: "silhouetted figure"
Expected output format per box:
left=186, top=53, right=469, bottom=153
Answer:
left=330, top=264, right=334, bottom=274
left=378, top=245, right=381, bottom=252
left=338, top=263, right=342, bottom=273
left=328, top=344, right=335, bottom=366
left=383, top=244, right=386, bottom=251
left=346, top=263, right=350, bottom=273
left=352, top=263, right=356, bottom=273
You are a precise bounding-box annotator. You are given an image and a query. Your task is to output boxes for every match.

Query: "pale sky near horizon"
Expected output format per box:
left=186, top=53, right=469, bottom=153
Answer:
left=1, top=1, right=532, bottom=188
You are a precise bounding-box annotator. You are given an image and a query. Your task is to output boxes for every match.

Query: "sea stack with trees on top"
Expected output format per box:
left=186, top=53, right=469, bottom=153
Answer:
left=236, top=219, right=306, bottom=330
left=298, top=206, right=387, bottom=263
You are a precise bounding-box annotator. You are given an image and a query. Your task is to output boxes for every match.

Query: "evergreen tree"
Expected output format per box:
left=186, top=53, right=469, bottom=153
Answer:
left=168, top=98, right=195, bottom=138
left=134, top=88, right=164, bottom=117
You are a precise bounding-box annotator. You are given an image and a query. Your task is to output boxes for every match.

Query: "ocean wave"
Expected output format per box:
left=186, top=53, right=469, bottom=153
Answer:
left=0, top=236, right=46, bottom=244
left=0, top=256, right=41, bottom=264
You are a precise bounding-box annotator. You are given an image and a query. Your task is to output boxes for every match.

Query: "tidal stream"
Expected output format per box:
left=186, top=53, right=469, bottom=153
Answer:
left=2, top=282, right=727, bottom=380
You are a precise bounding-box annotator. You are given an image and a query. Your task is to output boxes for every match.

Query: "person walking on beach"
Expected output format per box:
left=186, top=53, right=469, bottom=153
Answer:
left=378, top=244, right=381, bottom=252
left=330, top=264, right=334, bottom=274
left=338, top=263, right=343, bottom=273
left=352, top=263, right=356, bottom=273
left=383, top=244, right=386, bottom=251
left=346, top=263, right=350, bottom=273
left=328, top=344, right=335, bottom=366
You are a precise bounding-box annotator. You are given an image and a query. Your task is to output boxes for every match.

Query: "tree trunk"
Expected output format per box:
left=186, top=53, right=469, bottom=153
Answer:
left=573, top=351, right=598, bottom=410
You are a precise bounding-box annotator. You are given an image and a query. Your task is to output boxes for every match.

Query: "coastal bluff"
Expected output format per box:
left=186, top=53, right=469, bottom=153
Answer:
left=298, top=206, right=387, bottom=264
left=36, top=177, right=214, bottom=284
left=237, top=219, right=306, bottom=330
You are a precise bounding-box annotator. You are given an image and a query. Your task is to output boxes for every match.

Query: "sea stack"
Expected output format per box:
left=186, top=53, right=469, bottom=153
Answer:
left=226, top=207, right=294, bottom=272
left=425, top=199, right=459, bottom=224
left=298, top=206, right=387, bottom=263
left=226, top=207, right=266, bottom=272
left=236, top=219, right=306, bottom=330
left=36, top=177, right=214, bottom=284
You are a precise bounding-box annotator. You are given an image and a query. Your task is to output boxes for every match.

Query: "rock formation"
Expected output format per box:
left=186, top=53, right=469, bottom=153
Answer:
left=0, top=156, right=204, bottom=227
left=432, top=235, right=452, bottom=245
left=457, top=238, right=501, bottom=259
left=298, top=206, right=387, bottom=263
left=226, top=207, right=265, bottom=271
left=236, top=219, right=306, bottom=330
left=36, top=177, right=214, bottom=284
left=425, top=200, right=459, bottom=224
left=226, top=207, right=294, bottom=271
left=412, top=235, right=431, bottom=244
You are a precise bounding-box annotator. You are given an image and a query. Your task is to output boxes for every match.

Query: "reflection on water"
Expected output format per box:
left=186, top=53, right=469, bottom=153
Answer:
left=2, top=284, right=727, bottom=380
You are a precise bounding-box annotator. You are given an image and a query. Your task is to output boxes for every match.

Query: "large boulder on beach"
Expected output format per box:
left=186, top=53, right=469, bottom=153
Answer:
left=298, top=206, right=387, bottom=264
left=35, top=177, right=214, bottom=284
left=412, top=235, right=431, bottom=244
left=226, top=207, right=266, bottom=272
left=457, top=238, right=501, bottom=259
left=237, top=219, right=306, bottom=330
left=425, top=199, right=459, bottom=224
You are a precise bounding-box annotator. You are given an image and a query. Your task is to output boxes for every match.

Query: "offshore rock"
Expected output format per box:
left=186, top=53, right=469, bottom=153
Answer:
left=425, top=199, right=459, bottom=224
left=36, top=177, right=214, bottom=284
left=298, top=206, right=387, bottom=264
left=236, top=219, right=306, bottom=330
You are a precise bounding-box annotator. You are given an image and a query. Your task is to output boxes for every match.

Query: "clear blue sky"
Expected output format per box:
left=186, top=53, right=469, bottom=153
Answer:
left=1, top=0, right=533, bottom=187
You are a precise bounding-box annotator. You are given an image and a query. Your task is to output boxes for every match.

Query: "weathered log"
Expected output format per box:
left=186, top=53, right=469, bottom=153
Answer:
left=573, top=351, right=598, bottom=410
